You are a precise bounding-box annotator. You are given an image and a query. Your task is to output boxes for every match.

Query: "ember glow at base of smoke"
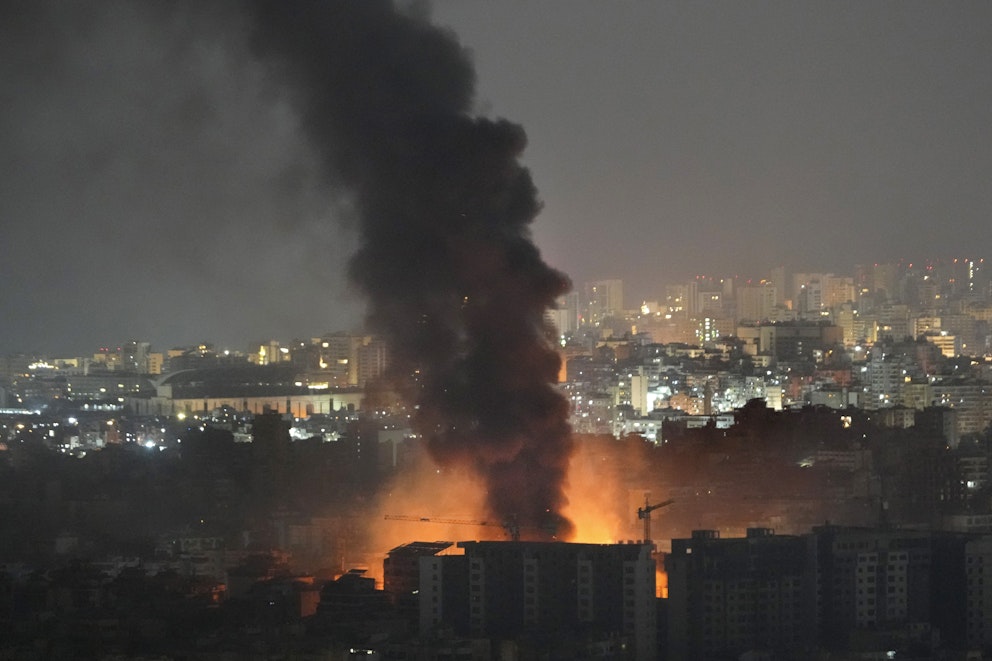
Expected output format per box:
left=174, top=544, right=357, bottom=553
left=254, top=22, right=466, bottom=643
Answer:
left=344, top=438, right=675, bottom=598
left=358, top=440, right=661, bottom=580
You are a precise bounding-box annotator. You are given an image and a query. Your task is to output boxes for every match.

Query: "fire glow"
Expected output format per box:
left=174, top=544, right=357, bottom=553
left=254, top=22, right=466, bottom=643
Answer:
left=362, top=441, right=671, bottom=593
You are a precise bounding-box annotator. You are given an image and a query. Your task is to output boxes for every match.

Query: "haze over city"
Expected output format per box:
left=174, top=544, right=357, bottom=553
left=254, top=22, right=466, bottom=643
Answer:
left=3, top=1, right=991, bottom=354
left=7, top=3, right=992, bottom=659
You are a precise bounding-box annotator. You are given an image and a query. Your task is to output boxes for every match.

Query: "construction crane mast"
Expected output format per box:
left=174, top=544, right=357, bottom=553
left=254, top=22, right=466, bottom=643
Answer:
left=636, top=495, right=674, bottom=544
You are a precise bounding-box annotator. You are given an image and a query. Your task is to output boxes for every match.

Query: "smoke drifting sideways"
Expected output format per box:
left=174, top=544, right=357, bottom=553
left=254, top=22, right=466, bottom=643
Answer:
left=247, top=1, right=575, bottom=540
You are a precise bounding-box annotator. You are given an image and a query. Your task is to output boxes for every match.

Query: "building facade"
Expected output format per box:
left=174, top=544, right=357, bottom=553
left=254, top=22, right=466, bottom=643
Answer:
left=421, top=541, right=657, bottom=660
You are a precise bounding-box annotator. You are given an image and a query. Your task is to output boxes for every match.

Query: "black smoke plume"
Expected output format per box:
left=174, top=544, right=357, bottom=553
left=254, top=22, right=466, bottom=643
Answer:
left=247, top=1, right=575, bottom=539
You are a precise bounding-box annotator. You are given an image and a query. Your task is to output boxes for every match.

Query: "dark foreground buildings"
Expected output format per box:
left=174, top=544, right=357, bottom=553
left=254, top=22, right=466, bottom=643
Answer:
left=666, top=526, right=992, bottom=660
left=411, top=541, right=657, bottom=660
left=8, top=529, right=992, bottom=658
left=373, top=529, right=992, bottom=659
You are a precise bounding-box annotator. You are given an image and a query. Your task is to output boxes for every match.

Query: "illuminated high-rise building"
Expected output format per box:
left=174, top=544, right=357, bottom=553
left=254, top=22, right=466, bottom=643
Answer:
left=697, top=289, right=724, bottom=315
left=932, top=380, right=992, bottom=436
left=873, top=303, right=912, bottom=341
left=822, top=275, right=855, bottom=309
left=737, top=284, right=777, bottom=323
left=357, top=336, right=389, bottom=387
left=796, top=280, right=823, bottom=319
left=697, top=315, right=732, bottom=344
left=942, top=257, right=987, bottom=298
left=122, top=341, right=151, bottom=373
left=768, top=265, right=787, bottom=305
left=665, top=281, right=698, bottom=317
left=92, top=346, right=123, bottom=371
left=546, top=291, right=580, bottom=335
left=869, top=262, right=901, bottom=300
left=940, top=313, right=978, bottom=355
left=320, top=332, right=368, bottom=387
left=834, top=303, right=862, bottom=346
left=865, top=346, right=908, bottom=408
left=251, top=340, right=286, bottom=366
left=145, top=352, right=164, bottom=375
left=921, top=331, right=960, bottom=358
left=584, top=279, right=624, bottom=326
left=757, top=322, right=843, bottom=361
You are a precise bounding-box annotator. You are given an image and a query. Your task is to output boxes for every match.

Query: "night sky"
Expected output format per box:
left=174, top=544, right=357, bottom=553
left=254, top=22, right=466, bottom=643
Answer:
left=2, top=1, right=991, bottom=355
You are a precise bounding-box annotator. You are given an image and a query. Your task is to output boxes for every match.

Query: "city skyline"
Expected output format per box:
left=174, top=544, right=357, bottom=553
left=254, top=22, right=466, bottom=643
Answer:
left=3, top=2, right=991, bottom=354
left=2, top=254, right=986, bottom=359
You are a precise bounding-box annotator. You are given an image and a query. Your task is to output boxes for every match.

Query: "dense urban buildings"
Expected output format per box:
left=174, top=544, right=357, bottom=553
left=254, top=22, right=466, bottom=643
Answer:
left=413, top=540, right=656, bottom=659
left=5, top=258, right=992, bottom=657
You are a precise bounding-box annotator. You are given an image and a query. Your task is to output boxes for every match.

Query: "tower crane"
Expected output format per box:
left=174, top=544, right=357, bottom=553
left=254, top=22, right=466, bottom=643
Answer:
left=384, top=514, right=523, bottom=541
left=636, top=496, right=674, bottom=544
left=383, top=513, right=563, bottom=542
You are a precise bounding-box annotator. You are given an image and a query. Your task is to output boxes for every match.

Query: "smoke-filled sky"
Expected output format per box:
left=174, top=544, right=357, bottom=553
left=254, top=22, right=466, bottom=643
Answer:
left=2, top=1, right=991, bottom=355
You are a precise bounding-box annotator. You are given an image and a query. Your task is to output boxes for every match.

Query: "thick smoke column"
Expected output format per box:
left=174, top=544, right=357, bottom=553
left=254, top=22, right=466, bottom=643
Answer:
left=248, top=1, right=575, bottom=539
